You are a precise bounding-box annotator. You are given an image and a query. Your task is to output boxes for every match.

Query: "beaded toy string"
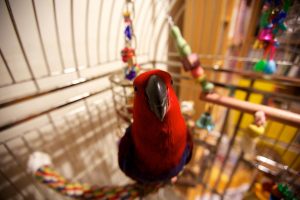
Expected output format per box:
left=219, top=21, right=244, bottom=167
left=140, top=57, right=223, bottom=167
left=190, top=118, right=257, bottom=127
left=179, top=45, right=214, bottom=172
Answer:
left=168, top=16, right=216, bottom=131
left=121, top=0, right=140, bottom=80
left=168, top=17, right=214, bottom=94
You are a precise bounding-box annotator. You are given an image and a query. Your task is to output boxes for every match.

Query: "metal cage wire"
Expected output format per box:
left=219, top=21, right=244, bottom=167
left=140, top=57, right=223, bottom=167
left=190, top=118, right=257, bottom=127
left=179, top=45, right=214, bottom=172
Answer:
left=0, top=0, right=299, bottom=200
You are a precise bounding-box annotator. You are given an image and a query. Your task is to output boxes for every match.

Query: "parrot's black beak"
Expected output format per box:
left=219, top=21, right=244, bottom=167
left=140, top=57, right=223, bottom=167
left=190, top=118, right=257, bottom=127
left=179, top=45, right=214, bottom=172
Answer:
left=146, top=75, right=168, bottom=122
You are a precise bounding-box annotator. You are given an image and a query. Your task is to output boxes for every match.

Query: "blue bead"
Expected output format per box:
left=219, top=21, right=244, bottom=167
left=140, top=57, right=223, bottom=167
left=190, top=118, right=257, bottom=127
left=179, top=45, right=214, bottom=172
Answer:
left=124, top=25, right=132, bottom=40
left=264, top=60, right=276, bottom=74
left=279, top=11, right=287, bottom=19
left=272, top=11, right=287, bottom=24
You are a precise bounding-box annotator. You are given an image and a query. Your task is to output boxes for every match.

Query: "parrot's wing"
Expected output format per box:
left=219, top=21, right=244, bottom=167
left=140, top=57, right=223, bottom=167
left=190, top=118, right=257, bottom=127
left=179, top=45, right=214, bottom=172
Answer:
left=185, top=130, right=194, bottom=164
left=118, top=126, right=148, bottom=183
left=118, top=126, right=136, bottom=178
left=118, top=127, right=194, bottom=183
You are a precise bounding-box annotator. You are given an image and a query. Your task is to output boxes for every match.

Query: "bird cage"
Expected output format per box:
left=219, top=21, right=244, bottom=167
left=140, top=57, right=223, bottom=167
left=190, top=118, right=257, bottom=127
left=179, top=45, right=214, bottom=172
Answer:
left=0, top=0, right=299, bottom=200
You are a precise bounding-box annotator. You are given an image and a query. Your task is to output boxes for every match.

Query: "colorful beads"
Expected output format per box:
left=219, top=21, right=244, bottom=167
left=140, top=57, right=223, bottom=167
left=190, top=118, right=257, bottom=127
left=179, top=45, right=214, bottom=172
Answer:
left=201, top=81, right=214, bottom=93
left=170, top=24, right=214, bottom=93
left=182, top=54, right=201, bottom=71
left=247, top=124, right=265, bottom=138
left=253, top=39, right=264, bottom=49
left=125, top=64, right=140, bottom=81
left=121, top=47, right=135, bottom=63
left=258, top=28, right=273, bottom=42
left=264, top=59, right=276, bottom=74
left=171, top=26, right=191, bottom=57
left=122, top=0, right=139, bottom=80
left=123, top=11, right=130, bottom=19
left=195, top=74, right=206, bottom=83
left=125, top=25, right=133, bottom=40
left=253, top=59, right=276, bottom=74
left=253, top=0, right=290, bottom=75
left=191, top=66, right=204, bottom=78
left=253, top=59, right=267, bottom=72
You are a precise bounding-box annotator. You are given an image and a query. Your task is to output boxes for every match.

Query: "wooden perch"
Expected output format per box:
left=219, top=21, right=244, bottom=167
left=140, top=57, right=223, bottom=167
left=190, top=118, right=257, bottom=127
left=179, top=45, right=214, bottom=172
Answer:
left=200, top=93, right=300, bottom=128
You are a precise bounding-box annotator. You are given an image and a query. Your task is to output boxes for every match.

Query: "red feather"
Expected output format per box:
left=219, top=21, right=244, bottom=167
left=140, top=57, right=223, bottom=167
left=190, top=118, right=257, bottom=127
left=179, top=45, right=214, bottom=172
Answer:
left=131, top=70, right=188, bottom=176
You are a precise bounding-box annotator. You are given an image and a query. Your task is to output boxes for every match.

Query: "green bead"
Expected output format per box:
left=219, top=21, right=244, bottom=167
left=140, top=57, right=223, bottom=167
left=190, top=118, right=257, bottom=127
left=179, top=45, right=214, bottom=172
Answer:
left=260, top=12, right=269, bottom=28
left=171, top=26, right=191, bottom=57
left=202, top=82, right=214, bottom=93
left=278, top=183, right=284, bottom=192
left=279, top=23, right=287, bottom=31
left=171, top=25, right=181, bottom=39
left=283, top=0, right=291, bottom=12
left=254, top=59, right=267, bottom=72
left=179, top=43, right=192, bottom=57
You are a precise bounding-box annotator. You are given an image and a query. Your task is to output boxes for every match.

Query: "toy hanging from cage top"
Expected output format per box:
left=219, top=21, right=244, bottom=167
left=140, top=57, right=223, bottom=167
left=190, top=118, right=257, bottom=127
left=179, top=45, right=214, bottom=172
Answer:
left=121, top=1, right=140, bottom=81
left=169, top=18, right=214, bottom=93
left=118, top=70, right=193, bottom=183
left=253, top=0, right=291, bottom=75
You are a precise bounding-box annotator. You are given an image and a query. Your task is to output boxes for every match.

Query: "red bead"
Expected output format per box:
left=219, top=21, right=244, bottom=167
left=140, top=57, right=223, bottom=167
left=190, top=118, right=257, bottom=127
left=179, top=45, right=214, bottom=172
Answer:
left=191, top=66, right=204, bottom=78
left=121, top=47, right=135, bottom=63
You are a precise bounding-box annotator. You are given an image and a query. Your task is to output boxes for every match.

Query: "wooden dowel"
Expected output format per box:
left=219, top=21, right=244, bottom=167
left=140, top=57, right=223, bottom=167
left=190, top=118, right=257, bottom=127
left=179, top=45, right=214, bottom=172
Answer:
left=200, top=93, right=300, bottom=127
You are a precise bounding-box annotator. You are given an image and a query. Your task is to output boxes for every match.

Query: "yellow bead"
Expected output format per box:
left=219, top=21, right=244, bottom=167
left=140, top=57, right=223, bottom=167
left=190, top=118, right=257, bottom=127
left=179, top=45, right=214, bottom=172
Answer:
left=123, top=11, right=130, bottom=17
left=253, top=40, right=259, bottom=49
left=195, top=74, right=206, bottom=83
left=247, top=124, right=265, bottom=137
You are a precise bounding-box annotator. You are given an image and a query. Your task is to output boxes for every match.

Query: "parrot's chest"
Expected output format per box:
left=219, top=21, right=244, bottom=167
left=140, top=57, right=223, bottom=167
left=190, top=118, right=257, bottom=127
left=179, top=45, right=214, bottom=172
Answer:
left=133, top=129, right=185, bottom=171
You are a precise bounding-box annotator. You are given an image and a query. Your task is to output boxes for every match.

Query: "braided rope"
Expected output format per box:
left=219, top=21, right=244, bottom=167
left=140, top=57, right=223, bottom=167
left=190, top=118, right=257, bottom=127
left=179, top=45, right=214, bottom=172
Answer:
left=34, top=165, right=164, bottom=200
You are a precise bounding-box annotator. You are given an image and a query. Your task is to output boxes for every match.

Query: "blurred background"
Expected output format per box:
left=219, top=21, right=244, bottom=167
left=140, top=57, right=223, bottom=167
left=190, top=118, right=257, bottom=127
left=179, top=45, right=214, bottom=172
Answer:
left=0, top=0, right=299, bottom=199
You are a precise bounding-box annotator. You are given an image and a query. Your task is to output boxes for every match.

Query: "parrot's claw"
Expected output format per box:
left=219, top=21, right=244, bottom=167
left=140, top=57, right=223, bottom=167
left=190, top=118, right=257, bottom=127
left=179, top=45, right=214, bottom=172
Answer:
left=171, top=176, right=178, bottom=184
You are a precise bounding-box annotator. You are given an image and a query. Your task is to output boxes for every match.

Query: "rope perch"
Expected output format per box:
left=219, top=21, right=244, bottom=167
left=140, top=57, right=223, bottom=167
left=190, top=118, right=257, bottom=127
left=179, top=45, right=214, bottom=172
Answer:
left=27, top=152, right=165, bottom=199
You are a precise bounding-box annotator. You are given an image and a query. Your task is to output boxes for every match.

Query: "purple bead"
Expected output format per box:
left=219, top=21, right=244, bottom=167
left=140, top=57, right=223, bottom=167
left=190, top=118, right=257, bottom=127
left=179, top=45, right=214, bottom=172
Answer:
left=125, top=68, right=136, bottom=80
left=124, top=25, right=132, bottom=40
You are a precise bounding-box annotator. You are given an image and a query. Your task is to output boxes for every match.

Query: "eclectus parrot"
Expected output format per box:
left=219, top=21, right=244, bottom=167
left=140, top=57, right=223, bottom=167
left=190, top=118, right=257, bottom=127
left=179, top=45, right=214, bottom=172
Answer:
left=118, top=69, right=193, bottom=183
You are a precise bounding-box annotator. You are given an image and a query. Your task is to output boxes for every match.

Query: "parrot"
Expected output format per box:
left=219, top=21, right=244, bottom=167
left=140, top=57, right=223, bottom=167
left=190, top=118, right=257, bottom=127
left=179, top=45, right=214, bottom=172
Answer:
left=118, top=69, right=193, bottom=183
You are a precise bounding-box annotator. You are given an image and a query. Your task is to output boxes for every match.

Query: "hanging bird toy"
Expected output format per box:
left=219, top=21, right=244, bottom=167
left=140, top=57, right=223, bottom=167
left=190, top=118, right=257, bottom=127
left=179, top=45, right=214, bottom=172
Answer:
left=169, top=17, right=214, bottom=93
left=121, top=1, right=140, bottom=80
left=253, top=0, right=291, bottom=74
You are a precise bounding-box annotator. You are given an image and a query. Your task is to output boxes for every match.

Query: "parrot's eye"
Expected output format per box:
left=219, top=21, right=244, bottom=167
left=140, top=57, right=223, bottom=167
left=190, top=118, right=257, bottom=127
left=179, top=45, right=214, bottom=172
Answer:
left=134, top=86, right=138, bottom=92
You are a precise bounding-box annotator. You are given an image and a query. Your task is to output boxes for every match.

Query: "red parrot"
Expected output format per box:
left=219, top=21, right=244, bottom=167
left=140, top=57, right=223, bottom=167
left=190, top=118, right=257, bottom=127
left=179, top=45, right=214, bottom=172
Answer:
left=118, top=69, right=193, bottom=183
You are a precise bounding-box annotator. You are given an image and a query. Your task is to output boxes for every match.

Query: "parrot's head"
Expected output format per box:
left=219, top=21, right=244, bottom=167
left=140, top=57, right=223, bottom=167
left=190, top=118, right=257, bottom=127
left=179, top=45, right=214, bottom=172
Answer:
left=133, top=69, right=175, bottom=122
